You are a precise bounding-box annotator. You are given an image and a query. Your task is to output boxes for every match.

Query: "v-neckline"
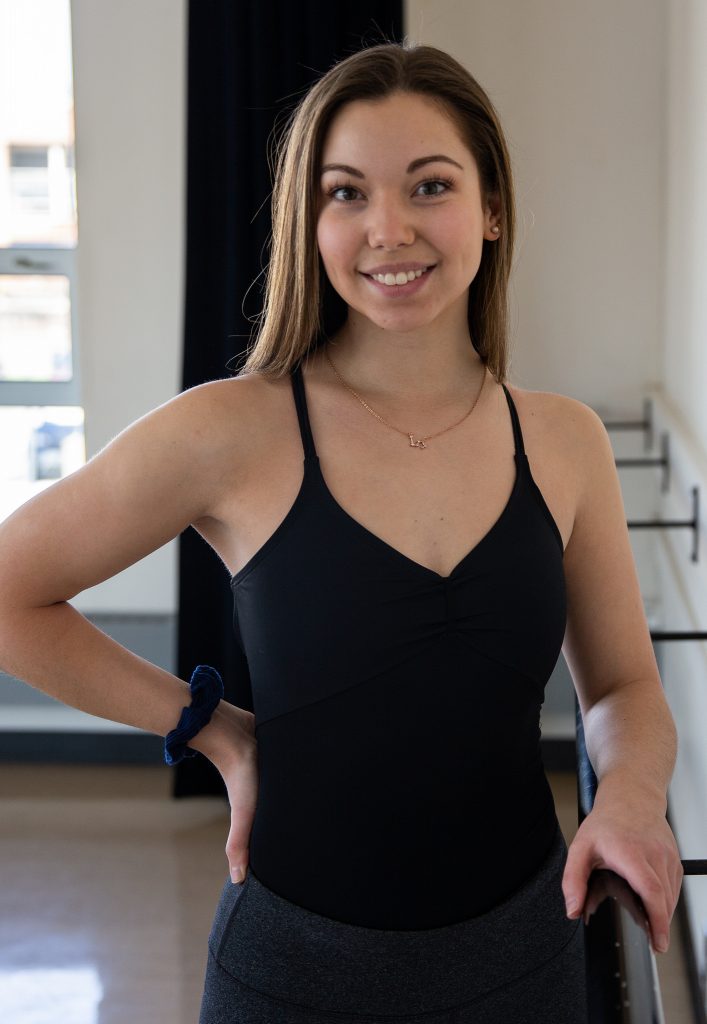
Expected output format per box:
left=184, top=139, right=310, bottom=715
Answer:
left=312, top=452, right=524, bottom=582
left=227, top=360, right=526, bottom=589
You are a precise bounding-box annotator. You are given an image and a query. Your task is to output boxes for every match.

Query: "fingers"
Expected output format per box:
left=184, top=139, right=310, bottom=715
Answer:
left=672, top=858, right=685, bottom=904
left=634, top=863, right=671, bottom=953
left=225, top=817, right=250, bottom=884
left=640, top=839, right=685, bottom=953
left=225, top=786, right=254, bottom=883
left=562, top=835, right=597, bottom=919
left=581, top=871, right=611, bottom=922
left=562, top=823, right=683, bottom=955
left=219, top=749, right=259, bottom=885
left=229, top=862, right=247, bottom=884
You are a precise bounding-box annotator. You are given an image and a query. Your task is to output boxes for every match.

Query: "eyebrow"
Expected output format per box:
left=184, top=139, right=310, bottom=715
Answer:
left=319, top=154, right=465, bottom=178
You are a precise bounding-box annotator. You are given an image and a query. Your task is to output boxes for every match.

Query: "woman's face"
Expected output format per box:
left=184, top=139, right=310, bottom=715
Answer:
left=316, top=90, right=499, bottom=337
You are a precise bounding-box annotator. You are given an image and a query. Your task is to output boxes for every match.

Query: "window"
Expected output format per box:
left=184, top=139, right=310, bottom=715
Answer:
left=0, top=0, right=84, bottom=517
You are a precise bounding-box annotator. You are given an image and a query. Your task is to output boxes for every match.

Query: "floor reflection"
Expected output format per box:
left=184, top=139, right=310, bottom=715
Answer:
left=0, top=765, right=230, bottom=1024
left=0, top=967, right=103, bottom=1023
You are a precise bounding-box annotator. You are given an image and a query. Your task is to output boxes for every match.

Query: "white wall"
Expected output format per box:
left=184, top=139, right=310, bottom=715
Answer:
left=70, top=0, right=186, bottom=614
left=659, top=0, right=707, bottom=989
left=664, top=0, right=707, bottom=454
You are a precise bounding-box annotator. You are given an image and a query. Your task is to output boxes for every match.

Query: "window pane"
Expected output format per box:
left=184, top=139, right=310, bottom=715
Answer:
left=0, top=405, right=85, bottom=522
left=0, top=0, right=76, bottom=247
left=0, top=274, right=72, bottom=381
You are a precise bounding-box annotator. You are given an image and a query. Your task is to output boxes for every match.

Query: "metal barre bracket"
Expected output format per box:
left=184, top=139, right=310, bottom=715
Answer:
left=651, top=630, right=707, bottom=641
left=603, top=396, right=654, bottom=452
left=615, top=431, right=670, bottom=491
left=627, top=484, right=700, bottom=563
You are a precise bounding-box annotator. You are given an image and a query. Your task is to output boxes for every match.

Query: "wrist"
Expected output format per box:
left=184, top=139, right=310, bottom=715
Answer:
left=594, top=769, right=668, bottom=816
left=188, top=702, right=255, bottom=769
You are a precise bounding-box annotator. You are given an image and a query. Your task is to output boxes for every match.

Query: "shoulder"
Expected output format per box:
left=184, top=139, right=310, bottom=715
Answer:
left=502, top=382, right=607, bottom=463
left=503, top=382, right=602, bottom=434
left=501, top=383, right=611, bottom=545
left=164, top=370, right=298, bottom=512
left=163, top=370, right=291, bottom=451
left=109, top=371, right=291, bottom=509
left=173, top=369, right=288, bottom=417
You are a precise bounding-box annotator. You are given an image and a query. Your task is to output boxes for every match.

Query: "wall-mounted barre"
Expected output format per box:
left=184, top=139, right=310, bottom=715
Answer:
left=603, top=396, right=654, bottom=451
left=626, top=485, right=700, bottom=563
left=650, top=630, right=707, bottom=641
left=615, top=431, right=670, bottom=492
left=603, top=402, right=703, bottom=564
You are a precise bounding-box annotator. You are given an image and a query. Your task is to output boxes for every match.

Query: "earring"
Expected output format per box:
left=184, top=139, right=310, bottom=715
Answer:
left=491, top=225, right=500, bottom=233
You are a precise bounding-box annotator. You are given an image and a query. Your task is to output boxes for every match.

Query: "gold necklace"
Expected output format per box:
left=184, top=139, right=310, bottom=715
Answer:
left=324, top=346, right=486, bottom=449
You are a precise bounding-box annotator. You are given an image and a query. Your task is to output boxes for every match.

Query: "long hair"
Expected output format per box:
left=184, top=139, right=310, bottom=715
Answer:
left=237, top=42, right=516, bottom=384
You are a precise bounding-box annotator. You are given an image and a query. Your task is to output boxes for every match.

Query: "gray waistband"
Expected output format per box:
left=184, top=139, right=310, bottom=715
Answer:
left=208, top=823, right=581, bottom=1016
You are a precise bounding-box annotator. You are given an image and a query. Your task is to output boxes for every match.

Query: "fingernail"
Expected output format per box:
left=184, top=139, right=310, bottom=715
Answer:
left=656, top=934, right=668, bottom=953
left=566, top=899, right=579, bottom=918
left=231, top=865, right=245, bottom=884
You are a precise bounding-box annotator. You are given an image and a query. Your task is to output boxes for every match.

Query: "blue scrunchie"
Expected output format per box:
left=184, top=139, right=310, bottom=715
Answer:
left=164, top=664, right=224, bottom=766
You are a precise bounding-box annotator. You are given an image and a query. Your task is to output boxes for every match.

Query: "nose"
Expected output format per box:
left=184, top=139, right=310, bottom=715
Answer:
left=366, top=194, right=416, bottom=249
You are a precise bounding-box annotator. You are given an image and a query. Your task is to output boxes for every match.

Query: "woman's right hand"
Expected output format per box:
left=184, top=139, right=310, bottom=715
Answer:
left=220, top=733, right=259, bottom=884
left=192, top=700, right=259, bottom=884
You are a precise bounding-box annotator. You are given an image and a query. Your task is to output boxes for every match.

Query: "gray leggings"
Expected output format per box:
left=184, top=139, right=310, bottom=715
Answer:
left=199, top=824, right=588, bottom=1023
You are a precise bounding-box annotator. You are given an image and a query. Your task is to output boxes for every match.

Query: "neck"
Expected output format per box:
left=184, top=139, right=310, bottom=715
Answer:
left=319, top=320, right=486, bottom=408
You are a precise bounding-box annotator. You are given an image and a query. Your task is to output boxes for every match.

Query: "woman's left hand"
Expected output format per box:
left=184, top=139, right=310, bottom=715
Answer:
left=561, top=785, right=684, bottom=954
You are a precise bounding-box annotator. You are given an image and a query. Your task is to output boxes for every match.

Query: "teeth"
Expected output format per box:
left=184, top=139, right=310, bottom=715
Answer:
left=371, top=268, right=429, bottom=286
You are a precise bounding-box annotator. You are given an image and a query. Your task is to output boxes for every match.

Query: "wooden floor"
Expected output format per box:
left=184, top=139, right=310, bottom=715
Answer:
left=0, top=765, right=697, bottom=1023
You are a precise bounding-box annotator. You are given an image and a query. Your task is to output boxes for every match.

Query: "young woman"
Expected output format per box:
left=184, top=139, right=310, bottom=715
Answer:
left=0, top=42, right=683, bottom=1022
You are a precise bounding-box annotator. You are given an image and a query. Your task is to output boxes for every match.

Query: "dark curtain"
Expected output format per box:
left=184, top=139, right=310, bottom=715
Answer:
left=174, top=2, right=404, bottom=797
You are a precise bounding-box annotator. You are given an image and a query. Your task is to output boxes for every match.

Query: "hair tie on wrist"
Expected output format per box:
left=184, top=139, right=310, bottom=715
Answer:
left=164, top=664, right=224, bottom=766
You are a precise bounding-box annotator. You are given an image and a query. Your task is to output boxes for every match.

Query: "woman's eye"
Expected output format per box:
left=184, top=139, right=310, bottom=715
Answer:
left=329, top=185, right=361, bottom=202
left=417, top=178, right=452, bottom=197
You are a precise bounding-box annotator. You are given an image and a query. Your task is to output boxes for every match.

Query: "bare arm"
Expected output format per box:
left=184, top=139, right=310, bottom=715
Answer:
left=0, top=378, right=253, bottom=768
left=559, top=398, right=682, bottom=952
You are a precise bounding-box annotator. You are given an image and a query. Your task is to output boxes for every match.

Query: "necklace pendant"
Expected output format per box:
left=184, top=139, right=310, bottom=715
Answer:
left=408, top=434, right=427, bottom=449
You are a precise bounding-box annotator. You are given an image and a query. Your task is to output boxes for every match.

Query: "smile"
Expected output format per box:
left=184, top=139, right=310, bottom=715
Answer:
left=369, top=267, right=431, bottom=286
left=363, top=265, right=434, bottom=297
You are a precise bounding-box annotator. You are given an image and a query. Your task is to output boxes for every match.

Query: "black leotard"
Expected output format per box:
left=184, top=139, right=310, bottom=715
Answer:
left=229, top=360, right=566, bottom=929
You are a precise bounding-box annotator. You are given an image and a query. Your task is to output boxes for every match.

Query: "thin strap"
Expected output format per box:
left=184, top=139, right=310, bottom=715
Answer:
left=290, top=360, right=318, bottom=460
left=501, top=383, right=525, bottom=456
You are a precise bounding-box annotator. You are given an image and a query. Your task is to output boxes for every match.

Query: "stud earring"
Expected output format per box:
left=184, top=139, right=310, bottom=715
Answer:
left=491, top=225, right=500, bottom=233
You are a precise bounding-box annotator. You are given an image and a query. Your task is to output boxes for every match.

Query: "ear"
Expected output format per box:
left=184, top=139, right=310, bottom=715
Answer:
left=484, top=191, right=502, bottom=239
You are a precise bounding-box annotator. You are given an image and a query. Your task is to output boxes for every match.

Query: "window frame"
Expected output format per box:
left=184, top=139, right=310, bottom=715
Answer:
left=0, top=244, right=81, bottom=407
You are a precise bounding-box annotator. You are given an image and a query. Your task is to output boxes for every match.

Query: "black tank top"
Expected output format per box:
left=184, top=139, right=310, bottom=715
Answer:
left=230, top=360, right=566, bottom=929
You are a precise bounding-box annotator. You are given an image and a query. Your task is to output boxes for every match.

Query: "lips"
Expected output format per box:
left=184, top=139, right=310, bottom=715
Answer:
left=368, top=267, right=430, bottom=286
left=362, top=264, right=435, bottom=296
left=362, top=262, right=434, bottom=277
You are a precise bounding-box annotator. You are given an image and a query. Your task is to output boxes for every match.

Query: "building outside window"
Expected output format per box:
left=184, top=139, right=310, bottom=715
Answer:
left=0, top=0, right=85, bottom=524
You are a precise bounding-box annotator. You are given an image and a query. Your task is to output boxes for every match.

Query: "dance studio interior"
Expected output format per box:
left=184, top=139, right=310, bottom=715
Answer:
left=0, top=1, right=706, bottom=1021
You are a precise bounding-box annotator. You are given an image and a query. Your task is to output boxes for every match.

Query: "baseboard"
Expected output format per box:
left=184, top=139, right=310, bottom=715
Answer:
left=0, top=731, right=579, bottom=769
left=0, top=730, right=164, bottom=764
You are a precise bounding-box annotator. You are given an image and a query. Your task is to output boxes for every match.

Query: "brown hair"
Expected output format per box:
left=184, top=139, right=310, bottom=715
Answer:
left=237, top=41, right=516, bottom=384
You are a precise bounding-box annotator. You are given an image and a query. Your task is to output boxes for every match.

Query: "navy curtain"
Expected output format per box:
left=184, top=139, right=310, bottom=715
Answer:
left=175, top=3, right=404, bottom=796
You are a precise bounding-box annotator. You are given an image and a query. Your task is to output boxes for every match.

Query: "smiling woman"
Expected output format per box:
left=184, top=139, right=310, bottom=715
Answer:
left=239, top=42, right=515, bottom=384
left=0, top=36, right=682, bottom=1024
